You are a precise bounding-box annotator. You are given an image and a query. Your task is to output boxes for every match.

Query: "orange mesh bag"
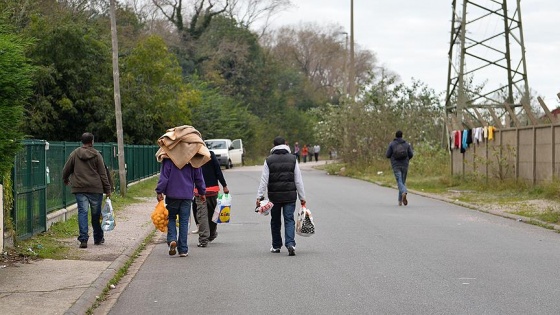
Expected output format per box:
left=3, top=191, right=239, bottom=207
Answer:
left=151, top=200, right=169, bottom=232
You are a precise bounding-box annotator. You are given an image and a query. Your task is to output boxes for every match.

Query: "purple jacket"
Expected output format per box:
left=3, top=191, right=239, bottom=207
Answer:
left=155, top=159, right=206, bottom=199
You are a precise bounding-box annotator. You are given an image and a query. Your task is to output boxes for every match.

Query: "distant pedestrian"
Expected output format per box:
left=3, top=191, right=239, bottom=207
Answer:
left=257, top=136, right=306, bottom=256
left=192, top=150, right=229, bottom=247
left=62, top=132, right=112, bottom=249
left=313, top=144, right=320, bottom=162
left=293, top=142, right=301, bottom=163
left=302, top=144, right=309, bottom=163
left=155, top=125, right=208, bottom=257
left=385, top=130, right=414, bottom=206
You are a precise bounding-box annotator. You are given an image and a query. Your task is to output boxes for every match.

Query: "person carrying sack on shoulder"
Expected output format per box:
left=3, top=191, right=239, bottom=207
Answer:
left=385, top=130, right=414, bottom=206
left=155, top=125, right=209, bottom=257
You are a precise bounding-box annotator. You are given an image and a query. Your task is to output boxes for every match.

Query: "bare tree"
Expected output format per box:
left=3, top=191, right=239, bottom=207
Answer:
left=150, top=0, right=228, bottom=40
left=226, top=0, right=292, bottom=36
left=268, top=23, right=377, bottom=103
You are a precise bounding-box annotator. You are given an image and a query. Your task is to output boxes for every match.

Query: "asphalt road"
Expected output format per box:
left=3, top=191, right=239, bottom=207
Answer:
left=107, top=164, right=560, bottom=315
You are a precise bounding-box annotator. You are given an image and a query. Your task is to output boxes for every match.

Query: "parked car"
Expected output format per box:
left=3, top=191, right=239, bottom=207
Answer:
left=204, top=139, right=244, bottom=169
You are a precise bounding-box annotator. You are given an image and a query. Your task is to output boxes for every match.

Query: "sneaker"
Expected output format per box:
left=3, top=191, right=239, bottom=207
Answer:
left=179, top=252, right=188, bottom=257
left=398, top=201, right=402, bottom=206
left=270, top=247, right=280, bottom=253
left=191, top=224, right=199, bottom=234
left=79, top=241, right=87, bottom=249
left=287, top=245, right=296, bottom=256
left=169, top=241, right=177, bottom=256
left=197, top=243, right=207, bottom=248
left=94, top=238, right=105, bottom=245
left=402, top=193, right=408, bottom=206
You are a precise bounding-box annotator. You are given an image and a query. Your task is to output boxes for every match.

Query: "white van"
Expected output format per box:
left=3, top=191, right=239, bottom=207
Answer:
left=205, top=139, right=244, bottom=169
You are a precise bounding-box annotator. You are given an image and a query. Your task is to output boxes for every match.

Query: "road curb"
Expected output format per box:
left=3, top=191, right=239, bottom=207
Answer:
left=64, top=223, right=155, bottom=315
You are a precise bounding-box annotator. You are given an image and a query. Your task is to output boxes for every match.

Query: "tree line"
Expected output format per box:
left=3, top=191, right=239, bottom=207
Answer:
left=0, top=0, right=445, bottom=175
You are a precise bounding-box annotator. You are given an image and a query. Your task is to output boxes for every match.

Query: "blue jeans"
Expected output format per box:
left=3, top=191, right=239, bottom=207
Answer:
left=270, top=202, right=296, bottom=249
left=393, top=166, right=408, bottom=202
left=165, top=198, right=192, bottom=254
left=75, top=193, right=104, bottom=243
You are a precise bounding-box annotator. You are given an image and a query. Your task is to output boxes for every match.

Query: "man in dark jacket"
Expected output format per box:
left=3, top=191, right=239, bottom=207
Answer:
left=256, top=136, right=306, bottom=256
left=385, top=130, right=414, bottom=206
left=62, top=132, right=112, bottom=248
left=193, top=150, right=229, bottom=247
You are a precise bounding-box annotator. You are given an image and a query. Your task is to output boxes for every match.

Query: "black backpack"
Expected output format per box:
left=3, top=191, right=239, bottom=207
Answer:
left=393, top=142, right=408, bottom=160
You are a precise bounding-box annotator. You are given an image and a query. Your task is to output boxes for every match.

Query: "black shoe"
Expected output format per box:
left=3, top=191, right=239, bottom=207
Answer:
left=79, top=241, right=87, bottom=248
left=402, top=193, right=408, bottom=206
left=94, top=238, right=105, bottom=245
left=197, top=243, right=207, bottom=248
left=270, top=247, right=280, bottom=253
left=287, top=245, right=296, bottom=256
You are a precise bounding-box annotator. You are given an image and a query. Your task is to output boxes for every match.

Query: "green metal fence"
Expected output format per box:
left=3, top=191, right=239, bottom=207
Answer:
left=12, top=140, right=48, bottom=240
left=12, top=140, right=160, bottom=240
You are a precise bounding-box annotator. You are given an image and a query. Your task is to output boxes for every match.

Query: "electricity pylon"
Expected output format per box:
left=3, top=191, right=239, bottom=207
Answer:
left=445, top=0, right=531, bottom=128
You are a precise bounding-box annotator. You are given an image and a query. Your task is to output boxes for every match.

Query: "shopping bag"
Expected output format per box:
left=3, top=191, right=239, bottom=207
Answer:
left=151, top=200, right=169, bottom=232
left=255, top=199, right=273, bottom=216
left=101, top=198, right=116, bottom=232
left=212, top=193, right=232, bottom=223
left=296, top=206, right=315, bottom=237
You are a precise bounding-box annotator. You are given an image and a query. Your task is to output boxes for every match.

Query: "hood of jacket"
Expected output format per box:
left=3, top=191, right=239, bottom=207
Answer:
left=270, top=144, right=291, bottom=154
left=76, top=147, right=99, bottom=161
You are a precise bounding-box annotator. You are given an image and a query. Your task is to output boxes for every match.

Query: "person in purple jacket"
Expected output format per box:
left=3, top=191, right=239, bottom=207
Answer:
left=156, top=158, right=206, bottom=257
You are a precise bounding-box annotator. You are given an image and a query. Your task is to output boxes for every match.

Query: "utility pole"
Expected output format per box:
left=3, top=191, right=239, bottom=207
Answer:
left=336, top=31, right=349, bottom=96
left=109, top=0, right=127, bottom=196
left=349, top=0, right=356, bottom=99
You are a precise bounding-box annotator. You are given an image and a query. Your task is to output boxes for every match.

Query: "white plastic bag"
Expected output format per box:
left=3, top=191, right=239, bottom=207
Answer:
left=212, top=193, right=232, bottom=223
left=296, top=206, right=315, bottom=237
left=101, top=198, right=116, bottom=231
left=255, top=199, right=273, bottom=216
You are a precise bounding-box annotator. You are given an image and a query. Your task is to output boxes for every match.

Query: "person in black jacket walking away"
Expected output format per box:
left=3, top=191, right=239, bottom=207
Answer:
left=192, top=150, right=229, bottom=247
left=257, top=136, right=306, bottom=256
left=385, top=130, right=414, bottom=206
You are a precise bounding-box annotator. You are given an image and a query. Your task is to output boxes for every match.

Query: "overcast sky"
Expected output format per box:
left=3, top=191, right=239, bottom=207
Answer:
left=266, top=0, right=560, bottom=106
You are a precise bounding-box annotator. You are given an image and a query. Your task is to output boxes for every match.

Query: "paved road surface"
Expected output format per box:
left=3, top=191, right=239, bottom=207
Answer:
left=105, top=164, right=560, bottom=314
